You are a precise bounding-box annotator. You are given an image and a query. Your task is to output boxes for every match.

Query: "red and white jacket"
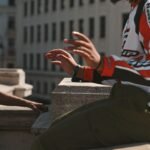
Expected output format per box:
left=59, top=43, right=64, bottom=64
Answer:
left=82, top=0, right=150, bottom=93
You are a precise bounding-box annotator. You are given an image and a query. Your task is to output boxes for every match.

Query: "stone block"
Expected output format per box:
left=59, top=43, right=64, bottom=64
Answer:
left=0, top=69, right=25, bottom=85
left=0, top=69, right=33, bottom=97
left=14, top=84, right=33, bottom=97
left=0, top=105, right=38, bottom=130
left=51, top=78, right=112, bottom=120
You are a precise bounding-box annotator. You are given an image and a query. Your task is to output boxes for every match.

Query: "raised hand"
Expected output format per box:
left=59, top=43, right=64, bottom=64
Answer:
left=45, top=49, right=78, bottom=75
left=64, top=31, right=101, bottom=68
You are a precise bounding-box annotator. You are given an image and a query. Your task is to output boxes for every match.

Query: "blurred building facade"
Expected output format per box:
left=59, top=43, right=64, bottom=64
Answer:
left=15, top=0, right=130, bottom=101
left=0, top=0, right=16, bottom=68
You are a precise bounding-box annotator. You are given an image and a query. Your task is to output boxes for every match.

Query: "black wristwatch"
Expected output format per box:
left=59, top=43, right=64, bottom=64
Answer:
left=71, top=65, right=81, bottom=82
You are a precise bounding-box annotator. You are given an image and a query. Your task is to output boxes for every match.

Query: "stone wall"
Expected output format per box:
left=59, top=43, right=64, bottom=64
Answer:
left=0, top=105, right=38, bottom=150
left=0, top=68, right=40, bottom=150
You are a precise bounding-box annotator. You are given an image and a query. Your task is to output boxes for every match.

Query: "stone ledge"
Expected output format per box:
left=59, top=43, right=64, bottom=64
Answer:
left=0, top=105, right=39, bottom=130
left=0, top=69, right=25, bottom=85
left=0, top=105, right=40, bottom=150
left=51, top=78, right=112, bottom=120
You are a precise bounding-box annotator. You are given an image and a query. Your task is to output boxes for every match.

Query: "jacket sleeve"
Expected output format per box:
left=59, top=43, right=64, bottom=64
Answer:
left=82, top=55, right=150, bottom=86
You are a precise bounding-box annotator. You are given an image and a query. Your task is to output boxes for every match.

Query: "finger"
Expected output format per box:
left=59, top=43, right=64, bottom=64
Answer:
left=51, top=60, right=62, bottom=65
left=45, top=49, right=70, bottom=59
left=73, top=50, right=90, bottom=59
left=72, top=31, right=91, bottom=43
left=77, top=46, right=92, bottom=56
left=64, top=39, right=91, bottom=49
left=45, top=49, right=68, bottom=56
left=56, top=54, right=69, bottom=61
left=65, top=46, right=92, bottom=58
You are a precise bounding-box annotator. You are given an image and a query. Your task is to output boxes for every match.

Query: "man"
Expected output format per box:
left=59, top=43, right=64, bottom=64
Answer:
left=31, top=0, right=150, bottom=149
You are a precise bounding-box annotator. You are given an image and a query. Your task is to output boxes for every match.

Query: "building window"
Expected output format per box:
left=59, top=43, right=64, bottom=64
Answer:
left=8, top=0, right=15, bottom=6
left=122, top=13, right=129, bottom=30
left=30, top=0, right=35, bottom=15
left=44, top=24, right=49, bottom=42
left=100, top=16, right=106, bottom=38
left=8, top=16, right=15, bottom=30
left=36, top=53, right=41, bottom=70
left=8, top=49, right=15, bottom=56
left=44, top=0, right=49, bottom=13
left=29, top=80, right=33, bottom=86
left=52, top=0, right=57, bottom=11
left=79, top=0, right=84, bottom=6
left=44, top=59, right=48, bottom=71
left=100, top=0, right=106, bottom=2
left=23, top=53, right=27, bottom=69
left=24, top=2, right=28, bottom=17
left=7, top=63, right=14, bottom=68
left=69, top=20, right=74, bottom=38
left=78, top=19, right=84, bottom=33
left=8, top=38, right=15, bottom=48
left=43, top=82, right=48, bottom=95
left=70, top=0, right=74, bottom=8
left=60, top=0, right=65, bottom=9
left=37, top=25, right=41, bottom=42
left=37, top=0, right=41, bottom=14
left=51, top=64, right=56, bottom=71
left=52, top=22, right=56, bottom=41
left=60, top=21, right=65, bottom=41
left=36, top=81, right=41, bottom=93
left=89, top=0, right=95, bottom=4
left=89, top=17, right=95, bottom=38
left=51, top=82, right=56, bottom=91
left=23, top=26, right=28, bottom=43
left=29, top=53, right=34, bottom=70
left=30, top=26, right=34, bottom=43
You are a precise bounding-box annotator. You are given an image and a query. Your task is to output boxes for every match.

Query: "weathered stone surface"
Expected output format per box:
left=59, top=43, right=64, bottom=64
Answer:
left=0, top=69, right=33, bottom=97
left=51, top=78, right=112, bottom=119
left=0, top=105, right=38, bottom=130
left=0, top=69, right=25, bottom=85
left=0, top=131, right=35, bottom=150
left=0, top=105, right=39, bottom=150
left=0, top=68, right=36, bottom=150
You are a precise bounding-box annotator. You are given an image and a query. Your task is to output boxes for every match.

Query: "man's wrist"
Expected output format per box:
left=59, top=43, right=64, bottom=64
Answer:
left=71, top=65, right=84, bottom=82
left=96, top=56, right=104, bottom=74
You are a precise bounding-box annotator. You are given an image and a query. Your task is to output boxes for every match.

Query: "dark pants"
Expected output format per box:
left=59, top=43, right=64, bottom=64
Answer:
left=31, top=83, right=150, bottom=150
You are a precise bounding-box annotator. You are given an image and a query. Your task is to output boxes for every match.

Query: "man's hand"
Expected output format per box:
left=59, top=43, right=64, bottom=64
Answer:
left=64, top=31, right=101, bottom=68
left=45, top=49, right=78, bottom=75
